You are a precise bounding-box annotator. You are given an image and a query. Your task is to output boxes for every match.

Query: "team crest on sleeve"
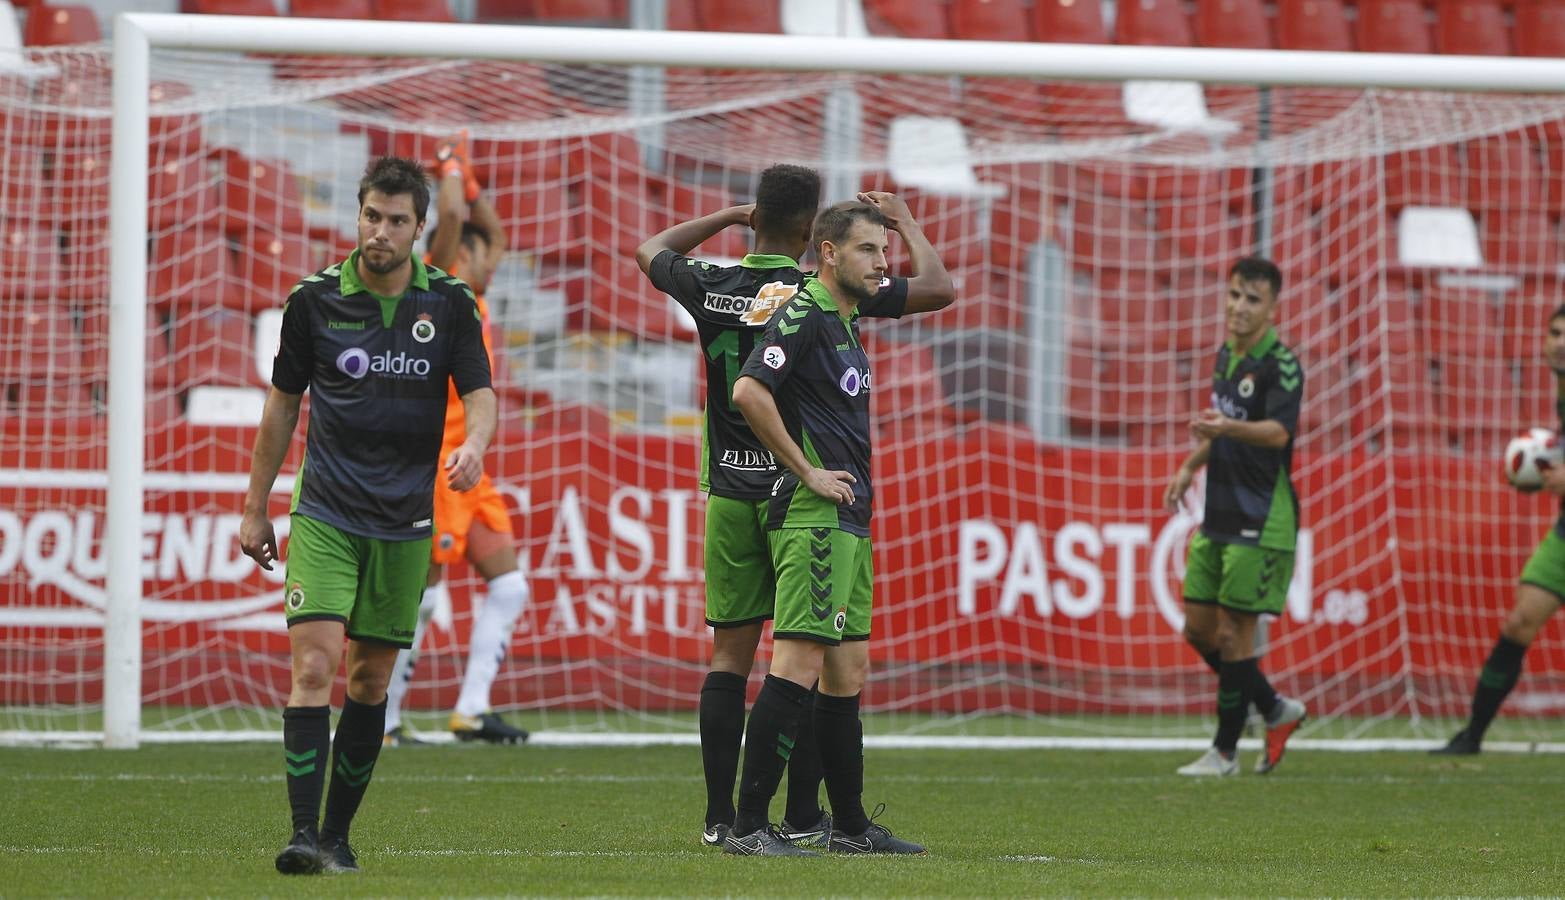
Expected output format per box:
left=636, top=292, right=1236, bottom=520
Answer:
left=763, top=346, right=787, bottom=369
left=412, top=314, right=436, bottom=343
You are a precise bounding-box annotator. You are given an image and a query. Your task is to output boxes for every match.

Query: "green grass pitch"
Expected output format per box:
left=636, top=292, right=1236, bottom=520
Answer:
left=4, top=742, right=1562, bottom=897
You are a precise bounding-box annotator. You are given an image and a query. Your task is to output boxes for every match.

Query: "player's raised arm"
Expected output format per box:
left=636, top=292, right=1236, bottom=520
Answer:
left=428, top=133, right=472, bottom=272
left=856, top=190, right=954, bottom=314
left=240, top=387, right=304, bottom=570
left=634, top=203, right=755, bottom=275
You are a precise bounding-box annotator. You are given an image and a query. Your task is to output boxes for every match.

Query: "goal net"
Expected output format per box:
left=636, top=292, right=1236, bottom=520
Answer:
left=3, top=24, right=1565, bottom=746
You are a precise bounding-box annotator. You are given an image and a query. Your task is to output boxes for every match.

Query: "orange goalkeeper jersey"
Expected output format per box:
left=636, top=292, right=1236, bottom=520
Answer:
left=426, top=256, right=496, bottom=451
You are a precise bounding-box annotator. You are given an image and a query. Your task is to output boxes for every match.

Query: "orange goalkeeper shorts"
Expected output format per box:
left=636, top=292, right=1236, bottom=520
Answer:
left=432, top=469, right=514, bottom=565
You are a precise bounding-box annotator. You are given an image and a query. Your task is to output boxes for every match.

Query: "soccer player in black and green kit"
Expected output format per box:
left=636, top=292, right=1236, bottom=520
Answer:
left=726, top=198, right=952, bottom=855
left=635, top=168, right=953, bottom=849
left=1433, top=305, right=1565, bottom=755
left=240, top=157, right=495, bottom=874
left=1163, top=256, right=1308, bottom=777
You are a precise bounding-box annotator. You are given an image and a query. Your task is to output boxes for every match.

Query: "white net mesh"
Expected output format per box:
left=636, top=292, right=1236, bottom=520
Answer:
left=3, top=41, right=1565, bottom=742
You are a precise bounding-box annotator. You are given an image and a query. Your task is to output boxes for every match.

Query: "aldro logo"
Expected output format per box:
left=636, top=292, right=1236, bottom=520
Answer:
left=704, top=281, right=799, bottom=326
left=336, top=347, right=433, bottom=380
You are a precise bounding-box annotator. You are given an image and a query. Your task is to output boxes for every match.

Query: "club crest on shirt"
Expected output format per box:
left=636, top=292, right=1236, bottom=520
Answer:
left=1237, top=374, right=1255, bottom=398
left=412, top=314, right=436, bottom=343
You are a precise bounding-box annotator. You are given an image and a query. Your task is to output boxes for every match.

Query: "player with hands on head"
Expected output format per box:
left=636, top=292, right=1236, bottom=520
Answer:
left=637, top=168, right=954, bottom=849
left=723, top=197, right=953, bottom=856
left=241, top=156, right=495, bottom=875
left=1433, top=305, right=1565, bottom=755
left=1163, top=256, right=1308, bottom=777
left=380, top=129, right=533, bottom=748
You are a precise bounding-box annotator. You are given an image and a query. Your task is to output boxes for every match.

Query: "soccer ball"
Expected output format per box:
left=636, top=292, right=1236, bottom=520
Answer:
left=1503, top=428, right=1563, bottom=492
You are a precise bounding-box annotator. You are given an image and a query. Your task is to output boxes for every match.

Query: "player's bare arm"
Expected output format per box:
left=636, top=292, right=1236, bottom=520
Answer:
left=239, top=387, right=304, bottom=570
left=1190, top=408, right=1290, bottom=449
left=634, top=204, right=756, bottom=275
left=856, top=190, right=954, bottom=314
left=446, top=386, right=498, bottom=492
left=1163, top=439, right=1211, bottom=513
left=732, top=374, right=856, bottom=505
left=427, top=165, right=469, bottom=271
left=470, top=193, right=508, bottom=271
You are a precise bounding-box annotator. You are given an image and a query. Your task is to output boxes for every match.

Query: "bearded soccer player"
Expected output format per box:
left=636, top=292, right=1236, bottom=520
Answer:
left=1433, top=305, right=1565, bottom=755
left=635, top=170, right=954, bottom=849
left=1162, top=256, right=1308, bottom=777
left=725, top=198, right=952, bottom=856
left=382, top=131, right=531, bottom=747
left=240, top=156, right=495, bottom=875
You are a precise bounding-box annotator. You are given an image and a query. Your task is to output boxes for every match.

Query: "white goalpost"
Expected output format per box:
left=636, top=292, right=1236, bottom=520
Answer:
left=4, top=11, right=1565, bottom=749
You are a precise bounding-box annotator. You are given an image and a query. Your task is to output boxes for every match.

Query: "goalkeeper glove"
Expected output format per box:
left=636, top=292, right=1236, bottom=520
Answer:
left=435, top=129, right=480, bottom=204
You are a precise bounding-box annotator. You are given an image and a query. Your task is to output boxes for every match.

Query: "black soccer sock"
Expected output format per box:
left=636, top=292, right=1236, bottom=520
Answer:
left=1469, top=636, right=1527, bottom=741
left=815, top=691, right=870, bottom=836
left=1245, top=657, right=1281, bottom=720
left=320, top=696, right=387, bottom=844
left=698, top=670, right=747, bottom=828
left=733, top=675, right=810, bottom=837
left=282, top=705, right=330, bottom=834
left=1213, top=660, right=1252, bottom=755
left=783, top=684, right=825, bottom=827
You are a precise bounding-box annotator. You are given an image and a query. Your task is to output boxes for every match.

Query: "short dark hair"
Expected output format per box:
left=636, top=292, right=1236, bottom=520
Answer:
left=811, top=201, right=887, bottom=256
left=1552, top=303, right=1565, bottom=324
left=424, top=220, right=490, bottom=256
left=357, top=156, right=431, bottom=222
left=1229, top=256, right=1282, bottom=299
left=753, top=164, right=821, bottom=238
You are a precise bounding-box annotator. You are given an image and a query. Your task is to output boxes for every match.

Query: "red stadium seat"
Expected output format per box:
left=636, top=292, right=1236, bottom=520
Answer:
left=1434, top=0, right=1510, bottom=56
left=990, top=197, right=1050, bottom=271
left=1194, top=0, right=1272, bottom=48
left=148, top=155, right=222, bottom=232
left=493, top=182, right=583, bottom=261
left=187, top=0, right=278, bottom=13
left=171, top=309, right=263, bottom=389
left=79, top=310, right=173, bottom=387
left=28, top=72, right=112, bottom=149
left=1115, top=0, right=1192, bottom=46
left=1276, top=0, right=1353, bottom=51
left=288, top=0, right=373, bottom=17
left=1421, top=286, right=1502, bottom=356
left=1465, top=135, right=1546, bottom=210
left=1155, top=198, right=1246, bottom=276
left=373, top=0, right=455, bottom=20
left=1267, top=199, right=1322, bottom=287
left=59, top=228, right=107, bottom=302
left=1514, top=0, right=1565, bottom=57
left=664, top=181, right=749, bottom=259
left=1069, top=197, right=1157, bottom=271
left=695, top=0, right=780, bottom=32
left=1479, top=209, right=1561, bottom=271
left=40, top=147, right=107, bottom=229
left=1321, top=200, right=1389, bottom=287
left=950, top=0, right=1030, bottom=41
left=148, top=228, right=235, bottom=313
left=1383, top=145, right=1463, bottom=210
left=0, top=306, right=77, bottom=381
left=235, top=232, right=317, bottom=312
left=865, top=337, right=975, bottom=437
left=217, top=152, right=307, bottom=237
left=0, top=225, right=62, bottom=299
left=147, top=81, right=206, bottom=160
left=1034, top=0, right=1106, bottom=43
left=864, top=0, right=948, bottom=38
left=587, top=255, right=689, bottom=340
left=1357, top=0, right=1433, bottom=54
left=23, top=4, right=101, bottom=45
left=1, top=148, right=45, bottom=222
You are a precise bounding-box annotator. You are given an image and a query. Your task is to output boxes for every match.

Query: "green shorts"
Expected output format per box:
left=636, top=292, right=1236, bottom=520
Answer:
left=1520, top=529, right=1565, bottom=601
left=1183, top=531, right=1293, bottom=616
left=768, top=527, right=872, bottom=645
left=704, top=494, right=775, bottom=628
left=283, top=514, right=431, bottom=648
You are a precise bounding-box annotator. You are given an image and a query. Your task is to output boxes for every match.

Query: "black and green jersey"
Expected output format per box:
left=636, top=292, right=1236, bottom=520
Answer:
left=1201, top=327, right=1304, bottom=551
left=738, top=277, right=881, bottom=537
left=647, top=249, right=908, bottom=500
left=271, top=251, right=491, bottom=542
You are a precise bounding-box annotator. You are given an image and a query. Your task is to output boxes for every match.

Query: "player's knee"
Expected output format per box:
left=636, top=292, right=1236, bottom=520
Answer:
left=1182, top=623, right=1214, bottom=653
left=1500, top=610, right=1542, bottom=645
left=294, top=652, right=336, bottom=693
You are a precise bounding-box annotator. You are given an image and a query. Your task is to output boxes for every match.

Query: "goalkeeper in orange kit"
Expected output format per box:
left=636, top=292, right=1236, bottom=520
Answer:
left=382, top=130, right=532, bottom=746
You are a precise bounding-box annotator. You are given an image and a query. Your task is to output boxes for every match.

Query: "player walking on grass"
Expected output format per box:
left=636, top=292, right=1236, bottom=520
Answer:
left=382, top=131, right=531, bottom=747
left=635, top=170, right=954, bottom=849
left=1434, top=305, right=1565, bottom=755
left=240, top=156, right=495, bottom=875
left=725, top=198, right=953, bottom=856
left=1163, top=256, right=1308, bottom=777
